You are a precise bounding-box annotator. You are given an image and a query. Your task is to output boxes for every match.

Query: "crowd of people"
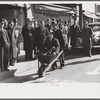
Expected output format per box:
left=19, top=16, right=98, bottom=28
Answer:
left=0, top=16, right=93, bottom=73
left=22, top=18, right=71, bottom=71
left=0, top=18, right=21, bottom=71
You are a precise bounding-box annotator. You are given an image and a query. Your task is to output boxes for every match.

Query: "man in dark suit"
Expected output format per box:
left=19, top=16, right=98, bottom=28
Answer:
left=51, top=21, right=66, bottom=68
left=0, top=18, right=10, bottom=71
left=81, top=21, right=93, bottom=57
left=35, top=20, right=50, bottom=51
left=69, top=20, right=81, bottom=50
left=22, top=18, right=34, bottom=60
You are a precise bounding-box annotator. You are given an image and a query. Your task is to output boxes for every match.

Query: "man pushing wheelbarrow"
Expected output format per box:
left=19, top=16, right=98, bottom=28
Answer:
left=36, top=32, right=62, bottom=77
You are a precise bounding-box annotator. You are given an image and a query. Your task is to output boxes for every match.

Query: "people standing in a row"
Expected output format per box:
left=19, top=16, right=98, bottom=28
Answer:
left=62, top=20, right=69, bottom=52
left=0, top=19, right=10, bottom=71
left=0, top=17, right=22, bottom=72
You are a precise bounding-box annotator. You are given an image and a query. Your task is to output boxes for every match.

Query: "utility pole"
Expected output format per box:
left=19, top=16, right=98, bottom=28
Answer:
left=23, top=4, right=27, bottom=25
left=79, top=4, right=83, bottom=30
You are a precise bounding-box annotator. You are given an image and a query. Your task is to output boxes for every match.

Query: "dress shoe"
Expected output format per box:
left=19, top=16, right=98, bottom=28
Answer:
left=61, top=63, right=65, bottom=67
left=89, top=53, right=92, bottom=57
left=51, top=63, right=57, bottom=70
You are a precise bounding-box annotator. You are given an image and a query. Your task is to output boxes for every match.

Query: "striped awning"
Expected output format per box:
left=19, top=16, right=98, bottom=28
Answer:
left=83, top=12, right=100, bottom=19
left=40, top=4, right=77, bottom=14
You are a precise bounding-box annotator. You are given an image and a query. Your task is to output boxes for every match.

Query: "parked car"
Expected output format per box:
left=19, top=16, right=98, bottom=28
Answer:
left=88, top=23, right=100, bottom=47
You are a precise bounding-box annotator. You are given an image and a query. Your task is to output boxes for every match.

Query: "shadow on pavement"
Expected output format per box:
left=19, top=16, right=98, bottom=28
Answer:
left=0, top=70, right=16, bottom=82
left=65, top=58, right=100, bottom=66
left=64, top=47, right=100, bottom=60
left=0, top=72, right=39, bottom=83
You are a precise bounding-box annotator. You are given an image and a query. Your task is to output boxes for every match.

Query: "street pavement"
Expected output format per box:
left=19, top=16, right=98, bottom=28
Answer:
left=0, top=49, right=100, bottom=83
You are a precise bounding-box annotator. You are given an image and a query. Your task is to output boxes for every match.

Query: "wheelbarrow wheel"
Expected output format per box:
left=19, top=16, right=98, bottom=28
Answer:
left=38, top=65, right=47, bottom=77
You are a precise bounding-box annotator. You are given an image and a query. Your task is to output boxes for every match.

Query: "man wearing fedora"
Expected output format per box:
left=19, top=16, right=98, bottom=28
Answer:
left=0, top=18, right=10, bottom=71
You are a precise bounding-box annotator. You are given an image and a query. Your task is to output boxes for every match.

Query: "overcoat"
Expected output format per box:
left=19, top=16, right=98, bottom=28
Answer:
left=22, top=25, right=34, bottom=51
left=7, top=26, right=17, bottom=59
left=81, top=26, right=93, bottom=49
left=69, top=25, right=81, bottom=47
left=0, top=28, right=10, bottom=70
left=53, top=29, right=65, bottom=50
left=35, top=26, right=49, bottom=50
left=14, top=25, right=22, bottom=54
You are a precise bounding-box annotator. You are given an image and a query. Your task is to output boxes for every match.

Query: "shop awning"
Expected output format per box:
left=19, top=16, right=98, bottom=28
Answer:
left=83, top=12, right=100, bottom=19
left=40, top=4, right=77, bottom=14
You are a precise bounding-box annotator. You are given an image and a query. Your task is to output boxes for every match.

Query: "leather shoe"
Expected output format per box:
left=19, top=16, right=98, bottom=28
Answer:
left=61, top=63, right=65, bottom=67
left=89, top=53, right=92, bottom=57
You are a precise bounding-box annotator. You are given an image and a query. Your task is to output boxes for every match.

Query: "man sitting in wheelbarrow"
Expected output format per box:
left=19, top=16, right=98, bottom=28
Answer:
left=37, top=32, right=60, bottom=77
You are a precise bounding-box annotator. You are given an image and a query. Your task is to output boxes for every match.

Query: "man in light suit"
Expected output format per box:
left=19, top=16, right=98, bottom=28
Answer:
left=0, top=18, right=10, bottom=71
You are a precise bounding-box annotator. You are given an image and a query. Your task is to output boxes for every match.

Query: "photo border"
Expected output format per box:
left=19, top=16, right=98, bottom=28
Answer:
left=0, top=0, right=100, bottom=99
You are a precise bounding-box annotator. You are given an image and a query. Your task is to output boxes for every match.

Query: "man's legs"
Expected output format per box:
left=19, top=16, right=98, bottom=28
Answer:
left=0, top=47, right=4, bottom=71
left=29, top=50, right=33, bottom=60
left=3, top=47, right=10, bottom=71
left=60, top=52, right=65, bottom=68
left=88, top=46, right=92, bottom=57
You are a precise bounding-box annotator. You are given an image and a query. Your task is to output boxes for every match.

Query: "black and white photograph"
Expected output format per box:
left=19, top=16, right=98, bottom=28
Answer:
left=0, top=1, right=100, bottom=98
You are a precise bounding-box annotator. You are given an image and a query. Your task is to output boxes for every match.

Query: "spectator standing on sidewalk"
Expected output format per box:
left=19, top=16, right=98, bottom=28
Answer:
left=81, top=21, right=93, bottom=57
left=35, top=20, right=49, bottom=51
left=69, top=20, right=81, bottom=51
left=22, top=18, right=34, bottom=60
left=0, top=18, right=10, bottom=71
left=63, top=20, right=69, bottom=52
left=51, top=21, right=66, bottom=68
left=13, top=18, right=21, bottom=62
left=7, top=21, right=17, bottom=66
left=32, top=20, right=38, bottom=59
